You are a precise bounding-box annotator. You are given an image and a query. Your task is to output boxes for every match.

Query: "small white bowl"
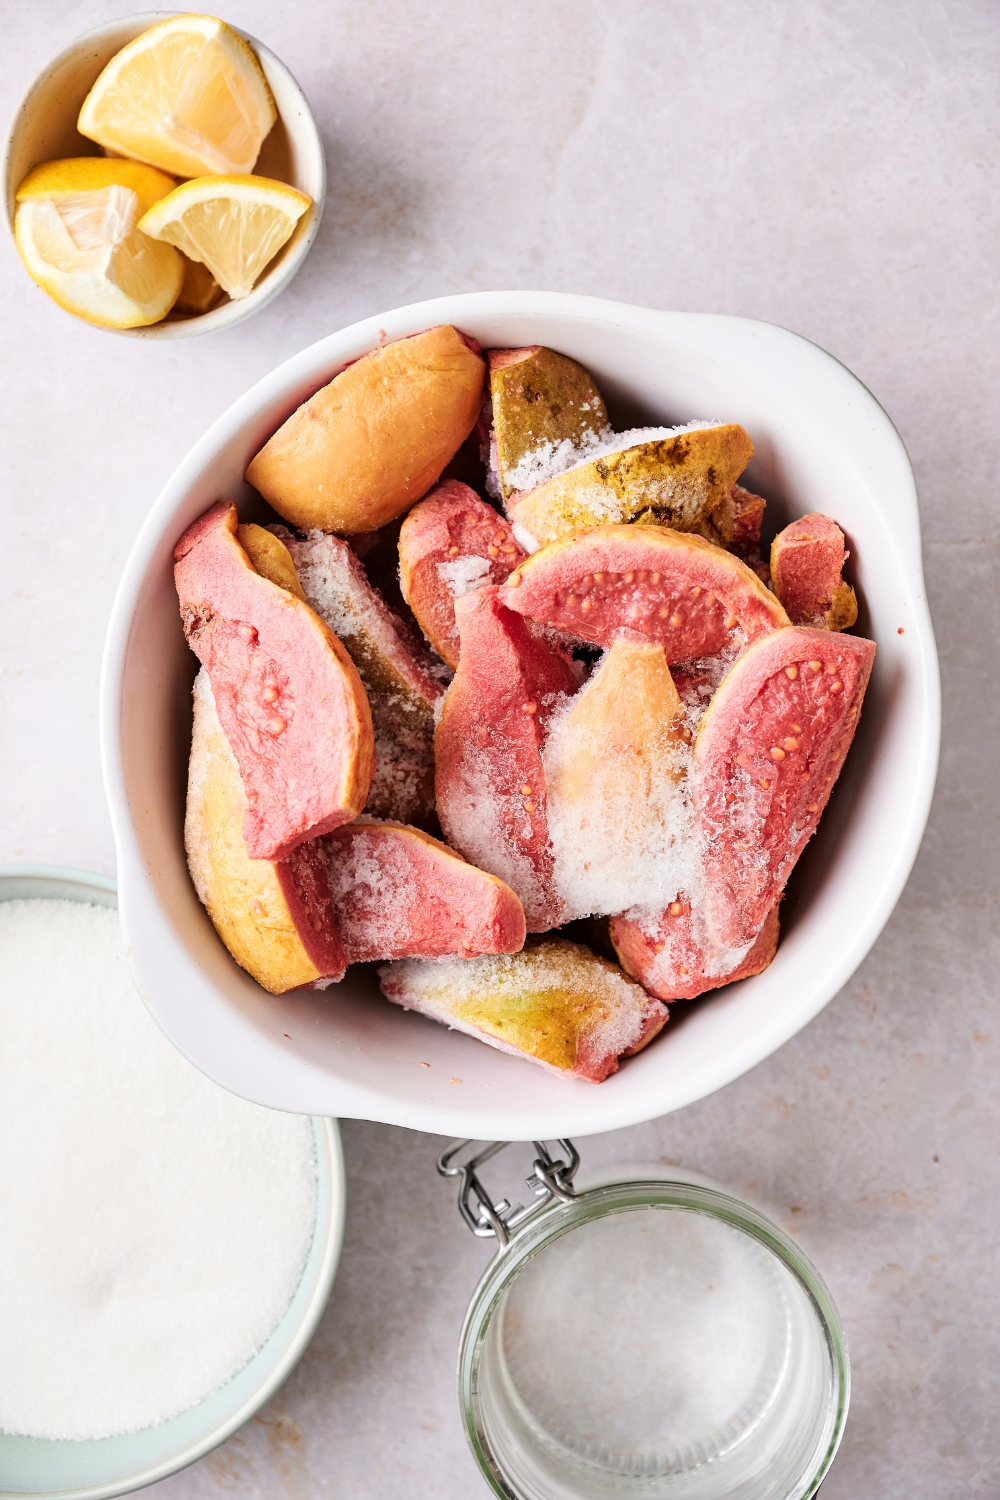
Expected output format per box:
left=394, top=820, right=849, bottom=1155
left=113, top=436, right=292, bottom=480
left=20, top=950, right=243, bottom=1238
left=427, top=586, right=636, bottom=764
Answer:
left=2, top=12, right=325, bottom=339
left=100, top=292, right=941, bottom=1141
left=0, top=865, right=344, bottom=1500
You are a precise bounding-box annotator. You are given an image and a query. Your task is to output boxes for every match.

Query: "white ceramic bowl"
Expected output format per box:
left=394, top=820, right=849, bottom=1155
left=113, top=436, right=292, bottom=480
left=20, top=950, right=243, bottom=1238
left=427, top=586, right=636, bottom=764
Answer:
left=0, top=865, right=344, bottom=1500
left=2, top=12, right=325, bottom=339
left=100, top=292, right=940, bottom=1140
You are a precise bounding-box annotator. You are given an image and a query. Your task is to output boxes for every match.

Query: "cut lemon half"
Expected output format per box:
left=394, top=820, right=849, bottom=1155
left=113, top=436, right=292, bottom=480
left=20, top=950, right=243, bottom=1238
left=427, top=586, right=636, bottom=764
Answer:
left=139, top=175, right=311, bottom=300
left=78, top=14, right=277, bottom=179
left=15, top=158, right=184, bottom=328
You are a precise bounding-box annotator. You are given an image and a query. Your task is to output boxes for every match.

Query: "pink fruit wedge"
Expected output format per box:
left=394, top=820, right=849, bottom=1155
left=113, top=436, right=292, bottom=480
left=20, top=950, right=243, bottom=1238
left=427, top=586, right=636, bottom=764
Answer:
left=695, top=625, right=875, bottom=949
left=610, top=900, right=780, bottom=1002
left=435, top=586, right=579, bottom=931
left=501, top=524, right=788, bottom=659
left=770, top=513, right=858, bottom=630
left=324, top=819, right=525, bottom=963
left=378, top=939, right=668, bottom=1082
left=174, top=501, right=374, bottom=861
left=398, top=480, right=526, bottom=667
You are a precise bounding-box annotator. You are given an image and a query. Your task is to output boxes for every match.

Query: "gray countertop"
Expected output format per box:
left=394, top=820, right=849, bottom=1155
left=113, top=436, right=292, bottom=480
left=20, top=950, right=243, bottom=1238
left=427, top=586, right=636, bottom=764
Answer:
left=1, top=2, right=996, bottom=1495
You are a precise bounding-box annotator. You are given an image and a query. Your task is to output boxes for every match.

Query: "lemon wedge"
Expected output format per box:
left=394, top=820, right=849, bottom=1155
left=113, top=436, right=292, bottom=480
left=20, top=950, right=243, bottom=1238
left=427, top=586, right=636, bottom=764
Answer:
left=14, top=158, right=184, bottom=328
left=139, top=175, right=311, bottom=300
left=77, top=14, right=276, bottom=179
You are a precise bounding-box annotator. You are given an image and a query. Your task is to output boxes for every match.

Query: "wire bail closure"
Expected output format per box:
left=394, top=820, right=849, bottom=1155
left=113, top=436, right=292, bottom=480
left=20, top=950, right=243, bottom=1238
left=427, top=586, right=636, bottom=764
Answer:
left=437, top=1139, right=581, bottom=1249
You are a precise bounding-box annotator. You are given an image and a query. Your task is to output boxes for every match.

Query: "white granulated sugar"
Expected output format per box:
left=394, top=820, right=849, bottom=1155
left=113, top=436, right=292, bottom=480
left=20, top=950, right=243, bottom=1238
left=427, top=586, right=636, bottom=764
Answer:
left=541, top=681, right=702, bottom=923
left=0, top=900, right=317, bottom=1440
left=437, top=554, right=492, bottom=599
left=502, top=424, right=611, bottom=495
left=510, top=519, right=541, bottom=554
left=506, top=420, right=722, bottom=499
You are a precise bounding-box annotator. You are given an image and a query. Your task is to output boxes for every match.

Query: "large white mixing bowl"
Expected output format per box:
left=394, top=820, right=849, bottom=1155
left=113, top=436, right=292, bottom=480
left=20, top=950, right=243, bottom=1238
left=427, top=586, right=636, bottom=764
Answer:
left=100, top=292, right=940, bottom=1140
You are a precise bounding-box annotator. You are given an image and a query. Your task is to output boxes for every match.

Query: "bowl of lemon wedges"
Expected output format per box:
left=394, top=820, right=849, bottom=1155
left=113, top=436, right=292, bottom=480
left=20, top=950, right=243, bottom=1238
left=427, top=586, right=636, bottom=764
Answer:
left=3, top=12, right=325, bottom=337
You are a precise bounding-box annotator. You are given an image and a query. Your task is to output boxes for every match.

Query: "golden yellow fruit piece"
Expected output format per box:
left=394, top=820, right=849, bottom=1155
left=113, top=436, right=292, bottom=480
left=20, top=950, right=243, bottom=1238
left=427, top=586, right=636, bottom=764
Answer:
left=245, top=325, right=487, bottom=534
left=489, top=345, right=610, bottom=501
left=174, top=255, right=223, bottom=314
left=185, top=671, right=346, bottom=994
left=139, top=174, right=310, bottom=299
left=78, top=13, right=276, bottom=179
left=14, top=157, right=183, bottom=329
left=510, top=424, right=755, bottom=546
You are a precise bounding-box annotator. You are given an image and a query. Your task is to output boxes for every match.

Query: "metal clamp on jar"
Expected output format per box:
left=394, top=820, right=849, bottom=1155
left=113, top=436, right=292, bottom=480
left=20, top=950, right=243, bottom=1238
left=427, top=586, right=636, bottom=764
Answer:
left=439, top=1140, right=849, bottom=1500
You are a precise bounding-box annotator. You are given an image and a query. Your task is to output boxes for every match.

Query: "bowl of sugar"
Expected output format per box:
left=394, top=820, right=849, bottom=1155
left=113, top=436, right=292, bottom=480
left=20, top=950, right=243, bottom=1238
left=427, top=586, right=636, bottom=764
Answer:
left=0, top=865, right=343, bottom=1500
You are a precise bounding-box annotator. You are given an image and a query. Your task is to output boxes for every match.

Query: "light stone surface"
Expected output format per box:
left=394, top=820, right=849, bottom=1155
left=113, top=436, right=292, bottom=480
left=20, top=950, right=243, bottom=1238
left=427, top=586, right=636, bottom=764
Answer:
left=1, top=2, right=997, bottom=1496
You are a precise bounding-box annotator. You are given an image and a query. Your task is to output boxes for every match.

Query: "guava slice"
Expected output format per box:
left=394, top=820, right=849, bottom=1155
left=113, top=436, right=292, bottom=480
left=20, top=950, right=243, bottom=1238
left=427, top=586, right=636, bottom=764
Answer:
left=508, top=423, right=754, bottom=546
left=398, top=480, right=526, bottom=667
left=276, top=527, right=444, bottom=830
left=434, top=586, right=579, bottom=931
left=324, top=819, right=525, bottom=962
left=543, top=640, right=693, bottom=921
left=488, top=346, right=610, bottom=502
left=245, top=325, right=486, bottom=533
left=696, top=483, right=769, bottom=578
left=235, top=523, right=305, bottom=599
left=501, top=524, right=789, bottom=658
left=695, top=624, right=875, bottom=948
left=770, top=513, right=858, bottom=630
left=174, top=502, right=374, bottom=861
left=186, top=672, right=346, bottom=993
left=610, top=900, right=780, bottom=1002
left=378, top=939, right=668, bottom=1082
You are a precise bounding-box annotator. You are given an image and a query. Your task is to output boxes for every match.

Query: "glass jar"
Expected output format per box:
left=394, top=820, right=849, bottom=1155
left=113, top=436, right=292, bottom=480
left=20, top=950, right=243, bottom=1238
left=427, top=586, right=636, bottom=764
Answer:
left=440, top=1143, right=849, bottom=1500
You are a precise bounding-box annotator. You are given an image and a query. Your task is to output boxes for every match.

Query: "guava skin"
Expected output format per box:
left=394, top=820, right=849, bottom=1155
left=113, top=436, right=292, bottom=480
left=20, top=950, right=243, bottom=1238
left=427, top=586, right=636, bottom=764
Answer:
left=324, top=819, right=525, bottom=963
left=501, top=524, right=789, bottom=658
left=434, top=587, right=578, bottom=931
left=244, top=325, right=486, bottom=534
left=489, top=345, right=610, bottom=503
left=398, top=479, right=525, bottom=667
left=770, top=512, right=859, bottom=630
left=174, top=500, right=375, bottom=862
left=185, top=671, right=347, bottom=994
left=695, top=625, right=876, bottom=949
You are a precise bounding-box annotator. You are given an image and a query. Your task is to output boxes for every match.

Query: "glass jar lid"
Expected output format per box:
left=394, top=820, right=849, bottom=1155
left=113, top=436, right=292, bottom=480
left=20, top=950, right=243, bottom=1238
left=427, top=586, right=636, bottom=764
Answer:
left=440, top=1142, right=849, bottom=1500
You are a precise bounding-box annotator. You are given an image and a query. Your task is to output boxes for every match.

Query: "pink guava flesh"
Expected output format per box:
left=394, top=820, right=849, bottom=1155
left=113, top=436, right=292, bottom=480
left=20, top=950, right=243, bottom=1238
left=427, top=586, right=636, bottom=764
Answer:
left=501, top=525, right=788, bottom=660
left=398, top=480, right=525, bottom=667
left=323, top=820, right=526, bottom=963
left=277, top=839, right=349, bottom=981
left=175, top=501, right=372, bottom=861
left=695, top=625, right=875, bottom=948
left=770, top=513, right=852, bottom=624
left=610, top=900, right=780, bottom=1002
left=434, top=586, right=579, bottom=931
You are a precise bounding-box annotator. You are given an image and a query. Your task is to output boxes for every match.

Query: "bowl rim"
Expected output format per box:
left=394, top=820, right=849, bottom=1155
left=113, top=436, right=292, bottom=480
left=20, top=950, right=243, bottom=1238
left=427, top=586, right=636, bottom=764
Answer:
left=0, top=863, right=345, bottom=1500
left=1, top=10, right=327, bottom=341
left=99, top=290, right=942, bottom=1139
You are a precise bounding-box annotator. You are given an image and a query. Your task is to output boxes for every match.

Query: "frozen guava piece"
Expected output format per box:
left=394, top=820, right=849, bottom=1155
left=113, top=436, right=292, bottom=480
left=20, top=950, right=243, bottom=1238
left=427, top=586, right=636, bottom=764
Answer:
left=398, top=480, right=526, bottom=667
left=236, top=522, right=305, bottom=599
left=501, top=524, right=789, bottom=659
left=435, top=586, right=578, bottom=931
left=770, top=513, right=858, bottom=630
left=378, top=939, right=668, bottom=1082
left=186, top=671, right=346, bottom=992
left=508, top=423, right=754, bottom=546
left=174, top=502, right=374, bottom=861
left=544, top=640, right=695, bottom=922
left=610, top=899, right=779, bottom=1002
left=489, top=346, right=610, bottom=502
left=696, top=484, right=768, bottom=569
left=245, top=325, right=486, bottom=533
left=275, top=526, right=444, bottom=830
left=324, top=819, right=525, bottom=962
left=695, top=625, right=875, bottom=948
